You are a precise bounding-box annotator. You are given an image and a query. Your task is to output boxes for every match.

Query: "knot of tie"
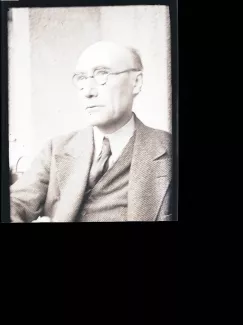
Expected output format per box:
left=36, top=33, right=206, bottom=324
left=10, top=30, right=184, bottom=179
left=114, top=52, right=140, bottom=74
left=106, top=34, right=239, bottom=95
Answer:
left=98, top=137, right=112, bottom=161
left=88, top=137, right=112, bottom=189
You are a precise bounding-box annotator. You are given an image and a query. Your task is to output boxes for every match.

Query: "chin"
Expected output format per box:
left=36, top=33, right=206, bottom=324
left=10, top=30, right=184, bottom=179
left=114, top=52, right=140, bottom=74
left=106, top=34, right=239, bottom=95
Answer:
left=87, top=114, right=110, bottom=127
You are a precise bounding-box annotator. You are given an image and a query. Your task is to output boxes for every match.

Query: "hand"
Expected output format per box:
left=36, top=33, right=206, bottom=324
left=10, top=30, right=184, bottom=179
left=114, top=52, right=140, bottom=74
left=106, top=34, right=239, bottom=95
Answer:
left=32, top=216, right=52, bottom=222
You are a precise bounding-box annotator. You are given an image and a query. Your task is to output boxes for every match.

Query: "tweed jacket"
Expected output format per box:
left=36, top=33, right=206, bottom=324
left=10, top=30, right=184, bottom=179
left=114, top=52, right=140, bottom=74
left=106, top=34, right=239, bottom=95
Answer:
left=10, top=116, right=172, bottom=222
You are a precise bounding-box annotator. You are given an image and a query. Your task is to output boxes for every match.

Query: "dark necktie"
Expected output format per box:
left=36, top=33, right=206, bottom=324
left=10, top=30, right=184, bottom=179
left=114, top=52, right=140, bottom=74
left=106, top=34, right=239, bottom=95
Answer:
left=88, top=137, right=112, bottom=189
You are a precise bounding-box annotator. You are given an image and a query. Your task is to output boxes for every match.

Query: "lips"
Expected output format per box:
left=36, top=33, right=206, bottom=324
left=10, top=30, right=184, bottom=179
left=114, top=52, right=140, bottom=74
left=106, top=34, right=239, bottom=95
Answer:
left=86, top=105, right=104, bottom=109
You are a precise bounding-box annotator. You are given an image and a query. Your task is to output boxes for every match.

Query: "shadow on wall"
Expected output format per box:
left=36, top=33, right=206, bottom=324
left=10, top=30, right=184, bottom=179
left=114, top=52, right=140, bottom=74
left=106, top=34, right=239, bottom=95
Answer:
left=10, top=156, right=32, bottom=185
left=9, top=133, right=32, bottom=182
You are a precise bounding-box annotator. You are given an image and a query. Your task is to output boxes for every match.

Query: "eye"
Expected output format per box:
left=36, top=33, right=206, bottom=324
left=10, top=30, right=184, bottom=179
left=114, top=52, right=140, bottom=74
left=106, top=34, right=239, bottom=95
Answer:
left=76, top=74, right=86, bottom=81
left=96, top=70, right=109, bottom=76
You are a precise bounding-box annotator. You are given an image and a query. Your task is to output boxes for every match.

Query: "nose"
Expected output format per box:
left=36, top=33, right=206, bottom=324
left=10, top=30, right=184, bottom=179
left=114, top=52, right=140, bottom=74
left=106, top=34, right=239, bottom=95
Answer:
left=82, top=77, right=98, bottom=98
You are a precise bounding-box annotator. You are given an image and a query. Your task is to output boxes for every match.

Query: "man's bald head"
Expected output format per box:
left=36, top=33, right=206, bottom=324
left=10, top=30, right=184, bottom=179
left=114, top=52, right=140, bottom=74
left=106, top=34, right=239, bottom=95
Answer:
left=75, top=41, right=143, bottom=73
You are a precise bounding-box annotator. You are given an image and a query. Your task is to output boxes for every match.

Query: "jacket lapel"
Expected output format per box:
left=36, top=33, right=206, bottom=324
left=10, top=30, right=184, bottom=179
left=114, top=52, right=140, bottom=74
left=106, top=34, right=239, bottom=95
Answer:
left=52, top=127, right=94, bottom=222
left=51, top=117, right=170, bottom=222
left=127, top=117, right=172, bottom=221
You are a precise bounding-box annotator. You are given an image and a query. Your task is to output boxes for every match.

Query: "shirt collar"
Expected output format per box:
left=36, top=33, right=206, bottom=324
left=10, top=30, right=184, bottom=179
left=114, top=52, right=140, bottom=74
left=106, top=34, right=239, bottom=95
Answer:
left=93, top=114, right=136, bottom=161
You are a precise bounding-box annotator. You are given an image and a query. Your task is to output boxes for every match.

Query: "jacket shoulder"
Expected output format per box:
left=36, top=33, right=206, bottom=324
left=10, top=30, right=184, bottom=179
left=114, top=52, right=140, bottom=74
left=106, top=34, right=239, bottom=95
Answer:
left=147, top=126, right=172, bottom=157
left=50, top=128, right=88, bottom=153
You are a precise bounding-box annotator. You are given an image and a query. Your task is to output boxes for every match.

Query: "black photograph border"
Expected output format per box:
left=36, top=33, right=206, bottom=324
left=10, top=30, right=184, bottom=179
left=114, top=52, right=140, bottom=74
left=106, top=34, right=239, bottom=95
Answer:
left=1, top=0, right=178, bottom=225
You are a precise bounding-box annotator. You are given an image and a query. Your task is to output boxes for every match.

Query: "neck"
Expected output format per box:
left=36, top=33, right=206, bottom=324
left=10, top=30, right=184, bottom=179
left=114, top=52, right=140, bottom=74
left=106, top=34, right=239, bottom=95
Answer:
left=97, top=112, right=133, bottom=134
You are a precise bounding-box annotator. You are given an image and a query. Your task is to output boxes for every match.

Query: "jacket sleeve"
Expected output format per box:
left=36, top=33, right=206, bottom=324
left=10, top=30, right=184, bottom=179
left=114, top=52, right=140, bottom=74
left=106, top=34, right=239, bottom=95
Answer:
left=10, top=140, right=52, bottom=223
left=156, top=182, right=173, bottom=221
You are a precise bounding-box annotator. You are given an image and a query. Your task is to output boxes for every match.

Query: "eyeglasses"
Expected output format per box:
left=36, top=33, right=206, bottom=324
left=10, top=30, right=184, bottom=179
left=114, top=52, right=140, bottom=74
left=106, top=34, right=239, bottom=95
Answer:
left=72, top=68, right=140, bottom=90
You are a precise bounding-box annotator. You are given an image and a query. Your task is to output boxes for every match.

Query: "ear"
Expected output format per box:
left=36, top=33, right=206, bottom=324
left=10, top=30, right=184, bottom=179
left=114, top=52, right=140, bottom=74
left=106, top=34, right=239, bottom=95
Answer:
left=133, top=72, right=143, bottom=96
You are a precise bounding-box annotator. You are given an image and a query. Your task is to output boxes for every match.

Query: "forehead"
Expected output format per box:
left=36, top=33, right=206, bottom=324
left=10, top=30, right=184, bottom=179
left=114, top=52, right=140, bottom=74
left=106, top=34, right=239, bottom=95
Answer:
left=75, top=44, right=133, bottom=73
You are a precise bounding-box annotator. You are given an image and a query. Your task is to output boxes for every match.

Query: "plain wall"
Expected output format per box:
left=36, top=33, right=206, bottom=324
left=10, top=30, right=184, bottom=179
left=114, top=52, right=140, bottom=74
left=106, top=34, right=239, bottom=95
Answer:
left=8, top=8, right=32, bottom=169
left=8, top=5, right=171, bottom=166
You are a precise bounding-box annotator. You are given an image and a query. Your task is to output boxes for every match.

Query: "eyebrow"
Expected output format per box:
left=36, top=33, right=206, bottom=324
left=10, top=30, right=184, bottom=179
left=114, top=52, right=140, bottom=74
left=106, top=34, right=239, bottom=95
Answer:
left=75, top=66, right=111, bottom=74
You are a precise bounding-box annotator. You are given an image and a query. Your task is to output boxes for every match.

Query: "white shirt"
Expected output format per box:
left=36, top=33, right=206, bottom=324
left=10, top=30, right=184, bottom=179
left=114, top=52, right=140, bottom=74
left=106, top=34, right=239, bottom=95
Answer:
left=93, top=114, right=136, bottom=169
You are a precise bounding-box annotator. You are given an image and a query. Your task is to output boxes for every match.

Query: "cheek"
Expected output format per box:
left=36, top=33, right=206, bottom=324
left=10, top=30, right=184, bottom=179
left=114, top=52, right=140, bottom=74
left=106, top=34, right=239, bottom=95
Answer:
left=113, top=84, right=132, bottom=112
left=78, top=92, right=87, bottom=107
left=98, top=76, right=133, bottom=115
left=98, top=87, right=118, bottom=114
left=107, top=82, right=132, bottom=110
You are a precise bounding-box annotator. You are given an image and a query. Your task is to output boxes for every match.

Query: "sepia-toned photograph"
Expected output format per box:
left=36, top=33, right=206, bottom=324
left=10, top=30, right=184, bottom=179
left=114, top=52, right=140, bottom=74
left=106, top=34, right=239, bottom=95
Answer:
left=7, top=4, right=177, bottom=222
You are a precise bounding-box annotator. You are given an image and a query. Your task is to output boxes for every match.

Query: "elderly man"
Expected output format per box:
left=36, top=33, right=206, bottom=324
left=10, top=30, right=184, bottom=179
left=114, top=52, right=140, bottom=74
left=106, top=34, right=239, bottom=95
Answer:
left=10, top=41, right=172, bottom=222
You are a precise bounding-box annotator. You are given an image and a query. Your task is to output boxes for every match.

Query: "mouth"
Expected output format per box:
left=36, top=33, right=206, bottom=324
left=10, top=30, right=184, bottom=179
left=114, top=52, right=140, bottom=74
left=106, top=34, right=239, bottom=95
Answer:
left=86, top=105, right=104, bottom=110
